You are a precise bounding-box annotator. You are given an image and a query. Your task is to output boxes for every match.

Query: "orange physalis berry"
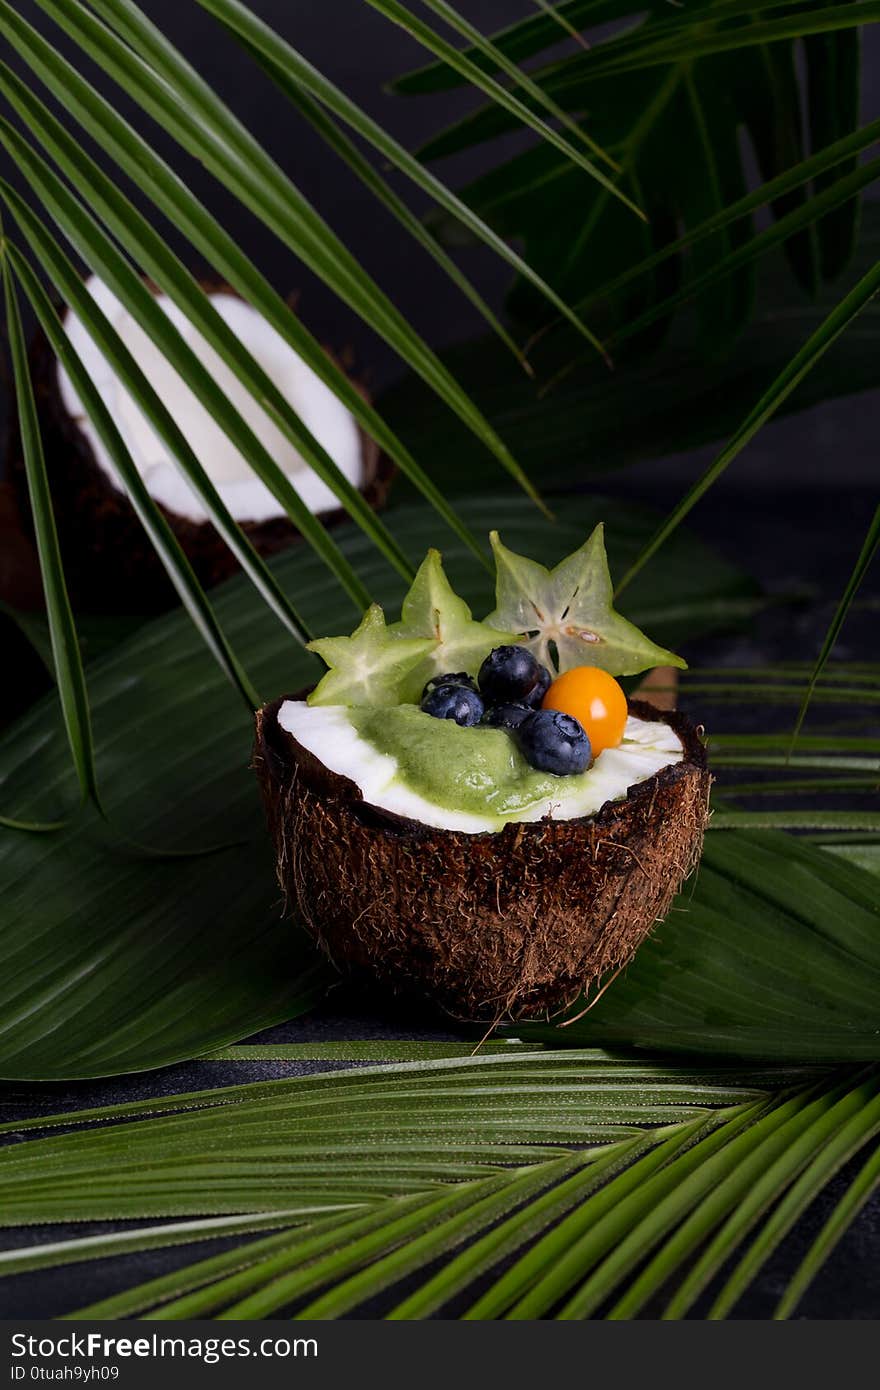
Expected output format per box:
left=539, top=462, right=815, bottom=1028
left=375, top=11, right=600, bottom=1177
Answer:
left=542, top=666, right=627, bottom=755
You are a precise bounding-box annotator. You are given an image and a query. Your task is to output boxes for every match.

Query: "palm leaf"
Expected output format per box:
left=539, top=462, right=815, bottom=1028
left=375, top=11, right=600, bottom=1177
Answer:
left=392, top=0, right=844, bottom=94
left=6, top=244, right=260, bottom=712
left=0, top=62, right=414, bottom=587
left=26, top=0, right=558, bottom=488
left=1, top=254, right=98, bottom=811
left=0, top=179, right=315, bottom=642
left=232, top=45, right=524, bottom=369
left=790, top=505, right=880, bottom=748
left=775, top=1138, right=880, bottom=1317
left=1, top=126, right=378, bottom=615
left=514, top=830, right=880, bottom=1061
left=603, top=157, right=880, bottom=352
left=569, top=116, right=880, bottom=324
left=569, top=3, right=879, bottom=76
left=614, top=254, right=880, bottom=595
left=377, top=208, right=880, bottom=494
left=0, top=1, right=489, bottom=561
left=705, top=1076, right=880, bottom=1317
left=192, top=0, right=621, bottom=354
left=369, top=0, right=619, bottom=174
left=4, top=1055, right=872, bottom=1319
left=392, top=0, right=620, bottom=91
left=405, top=0, right=867, bottom=353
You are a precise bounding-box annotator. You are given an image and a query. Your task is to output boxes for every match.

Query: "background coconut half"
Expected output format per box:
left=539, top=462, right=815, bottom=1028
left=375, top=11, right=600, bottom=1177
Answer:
left=254, top=695, right=711, bottom=1020
left=9, top=275, right=391, bottom=611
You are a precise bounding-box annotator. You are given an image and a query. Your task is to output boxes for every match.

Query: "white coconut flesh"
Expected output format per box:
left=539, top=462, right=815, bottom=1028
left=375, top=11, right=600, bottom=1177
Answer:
left=58, top=275, right=364, bottom=524
left=278, top=699, right=684, bottom=835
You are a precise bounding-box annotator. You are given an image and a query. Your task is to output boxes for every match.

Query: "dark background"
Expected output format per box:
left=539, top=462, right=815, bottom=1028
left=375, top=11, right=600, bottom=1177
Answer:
left=1, top=0, right=878, bottom=1320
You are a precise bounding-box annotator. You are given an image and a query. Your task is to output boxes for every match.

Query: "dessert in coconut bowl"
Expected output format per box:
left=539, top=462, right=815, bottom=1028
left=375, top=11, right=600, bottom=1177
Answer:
left=255, top=527, right=710, bottom=1021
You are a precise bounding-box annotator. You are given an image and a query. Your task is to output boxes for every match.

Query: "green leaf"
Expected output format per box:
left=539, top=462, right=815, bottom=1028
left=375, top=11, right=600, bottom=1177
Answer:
left=193, top=0, right=613, bottom=356
left=407, top=0, right=866, bottom=353
left=605, top=155, right=880, bottom=354
left=6, top=244, right=259, bottom=713
left=0, top=1212, right=310, bottom=1279
left=388, top=1140, right=643, bottom=1319
left=572, top=117, right=880, bottom=323
left=0, top=121, right=373, bottom=617
left=487, top=525, right=686, bottom=675
left=7, top=1051, right=869, bottom=1318
left=230, top=43, right=524, bottom=368
left=392, top=0, right=622, bottom=92
left=790, top=505, right=880, bottom=749
left=706, top=1074, right=880, bottom=1317
left=614, top=252, right=880, bottom=595
left=606, top=1078, right=856, bottom=1318
left=28, top=0, right=540, bottom=502
left=361, top=0, right=637, bottom=227
left=775, top=1136, right=880, bottom=1318
left=0, top=1052, right=804, bottom=1318
left=307, top=604, right=435, bottom=707
left=0, top=2, right=485, bottom=563
left=480, top=1109, right=739, bottom=1317
left=291, top=1159, right=582, bottom=1321
left=1, top=255, right=98, bottom=812
left=0, top=494, right=751, bottom=1080
left=0, top=59, right=413, bottom=590
left=0, top=180, right=313, bottom=646
left=71, top=1207, right=398, bottom=1320
left=515, top=831, right=880, bottom=1060
left=709, top=811, right=880, bottom=831
left=384, top=0, right=617, bottom=173
left=804, top=14, right=862, bottom=282
left=574, top=2, right=880, bottom=78
left=377, top=209, right=880, bottom=494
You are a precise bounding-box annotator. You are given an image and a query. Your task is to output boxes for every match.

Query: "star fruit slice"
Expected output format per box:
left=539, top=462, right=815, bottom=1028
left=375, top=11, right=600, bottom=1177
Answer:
left=485, top=526, right=686, bottom=676
left=307, top=604, right=435, bottom=707
left=391, top=549, right=518, bottom=700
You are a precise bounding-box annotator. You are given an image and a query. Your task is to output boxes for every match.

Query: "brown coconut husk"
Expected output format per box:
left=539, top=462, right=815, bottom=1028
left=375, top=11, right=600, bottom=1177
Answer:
left=8, top=281, right=393, bottom=613
left=254, top=694, right=711, bottom=1021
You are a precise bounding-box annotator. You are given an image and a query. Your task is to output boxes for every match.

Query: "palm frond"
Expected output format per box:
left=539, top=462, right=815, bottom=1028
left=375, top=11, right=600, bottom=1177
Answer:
left=32, top=0, right=573, bottom=476
left=375, top=0, right=618, bottom=172
left=0, top=2, right=491, bottom=561
left=615, top=256, right=880, bottom=595
left=405, top=0, right=867, bottom=361
left=0, top=61, right=415, bottom=586
left=790, top=506, right=880, bottom=749
left=0, top=178, right=315, bottom=641
left=193, top=0, right=618, bottom=354
left=1, top=253, right=98, bottom=809
left=2, top=1054, right=873, bottom=1319
left=776, top=1138, right=880, bottom=1318
left=7, top=243, right=260, bottom=711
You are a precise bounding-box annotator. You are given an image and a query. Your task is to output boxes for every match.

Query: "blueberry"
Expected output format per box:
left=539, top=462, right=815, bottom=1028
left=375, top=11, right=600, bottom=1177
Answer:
left=523, top=662, right=552, bottom=709
left=480, top=702, right=533, bottom=731
left=516, top=709, right=591, bottom=776
left=421, top=683, right=484, bottom=727
left=478, top=646, right=546, bottom=705
left=422, top=671, right=478, bottom=701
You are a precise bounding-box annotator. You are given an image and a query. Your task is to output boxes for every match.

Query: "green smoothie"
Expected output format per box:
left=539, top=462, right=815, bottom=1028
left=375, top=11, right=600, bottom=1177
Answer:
left=349, top=704, right=588, bottom=817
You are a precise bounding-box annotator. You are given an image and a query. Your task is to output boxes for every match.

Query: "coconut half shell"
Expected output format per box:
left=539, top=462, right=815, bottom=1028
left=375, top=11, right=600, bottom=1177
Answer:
left=254, top=694, right=711, bottom=1020
left=9, top=281, right=393, bottom=613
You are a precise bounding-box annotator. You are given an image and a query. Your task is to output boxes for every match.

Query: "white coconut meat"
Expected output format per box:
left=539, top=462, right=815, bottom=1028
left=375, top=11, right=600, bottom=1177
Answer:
left=58, top=276, right=364, bottom=524
left=278, top=700, right=684, bottom=834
